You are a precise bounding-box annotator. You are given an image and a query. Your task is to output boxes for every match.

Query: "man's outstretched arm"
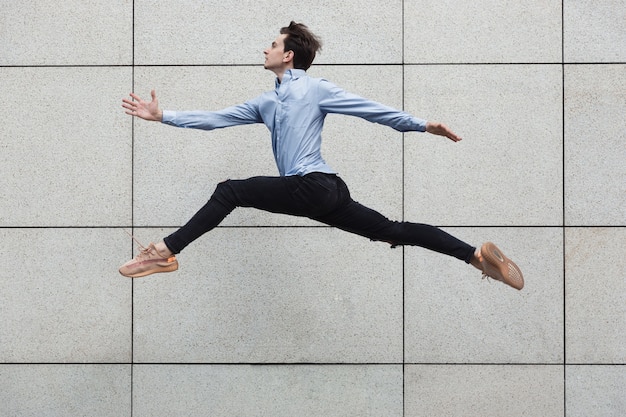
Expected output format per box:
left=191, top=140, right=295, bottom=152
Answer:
left=425, top=121, right=462, bottom=142
left=318, top=80, right=462, bottom=142
left=122, top=89, right=163, bottom=122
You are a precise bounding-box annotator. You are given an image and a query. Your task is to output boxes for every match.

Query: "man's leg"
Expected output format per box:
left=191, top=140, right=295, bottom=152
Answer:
left=164, top=173, right=342, bottom=254
left=313, top=175, right=476, bottom=263
left=121, top=173, right=340, bottom=277
left=314, top=175, right=523, bottom=289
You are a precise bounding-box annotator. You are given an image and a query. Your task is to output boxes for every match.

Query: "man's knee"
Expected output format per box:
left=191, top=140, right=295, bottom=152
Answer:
left=211, top=179, right=237, bottom=208
left=368, top=220, right=406, bottom=248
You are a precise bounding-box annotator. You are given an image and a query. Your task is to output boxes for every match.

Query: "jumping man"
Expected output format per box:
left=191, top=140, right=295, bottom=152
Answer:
left=120, top=22, right=524, bottom=290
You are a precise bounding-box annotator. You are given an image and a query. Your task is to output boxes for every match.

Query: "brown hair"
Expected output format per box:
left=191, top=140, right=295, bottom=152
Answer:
left=279, top=21, right=322, bottom=70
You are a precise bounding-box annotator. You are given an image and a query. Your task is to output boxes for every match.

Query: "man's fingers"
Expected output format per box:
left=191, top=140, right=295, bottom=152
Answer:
left=122, top=99, right=137, bottom=111
left=122, top=90, right=158, bottom=120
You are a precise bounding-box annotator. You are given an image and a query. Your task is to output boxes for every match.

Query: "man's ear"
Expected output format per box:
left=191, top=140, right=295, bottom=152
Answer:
left=283, top=50, right=294, bottom=63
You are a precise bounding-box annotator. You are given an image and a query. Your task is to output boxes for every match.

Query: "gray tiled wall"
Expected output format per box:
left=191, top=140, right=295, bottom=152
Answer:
left=1, top=1, right=624, bottom=416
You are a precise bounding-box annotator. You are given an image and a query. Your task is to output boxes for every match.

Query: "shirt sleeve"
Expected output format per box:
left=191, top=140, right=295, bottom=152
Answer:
left=317, top=80, right=427, bottom=132
left=161, top=97, right=263, bottom=130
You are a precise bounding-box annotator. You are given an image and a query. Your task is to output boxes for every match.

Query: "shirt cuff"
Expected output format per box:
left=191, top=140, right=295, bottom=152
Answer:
left=161, top=110, right=175, bottom=124
left=415, top=118, right=427, bottom=132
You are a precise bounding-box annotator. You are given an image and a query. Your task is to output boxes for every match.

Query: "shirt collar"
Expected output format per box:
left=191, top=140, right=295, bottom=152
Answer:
left=275, top=69, right=307, bottom=88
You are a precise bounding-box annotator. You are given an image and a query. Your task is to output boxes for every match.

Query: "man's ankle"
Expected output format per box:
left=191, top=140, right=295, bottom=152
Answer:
left=470, top=248, right=483, bottom=271
left=155, top=241, right=173, bottom=257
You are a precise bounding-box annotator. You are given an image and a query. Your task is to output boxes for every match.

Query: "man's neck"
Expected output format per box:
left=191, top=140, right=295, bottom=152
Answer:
left=275, top=69, right=286, bottom=83
left=273, top=65, right=295, bottom=83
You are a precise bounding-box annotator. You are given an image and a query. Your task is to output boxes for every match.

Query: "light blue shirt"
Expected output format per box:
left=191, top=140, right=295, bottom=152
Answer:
left=162, top=69, right=427, bottom=176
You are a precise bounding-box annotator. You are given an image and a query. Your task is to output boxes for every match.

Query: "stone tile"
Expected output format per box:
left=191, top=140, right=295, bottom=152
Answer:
left=564, top=64, right=626, bottom=225
left=564, top=0, right=626, bottom=62
left=134, top=0, right=402, bottom=65
left=566, top=365, right=626, bottom=417
left=132, top=65, right=404, bottom=227
left=308, top=65, right=405, bottom=221
left=565, top=228, right=626, bottom=363
left=404, top=64, right=563, bottom=226
left=405, top=365, right=564, bottom=416
left=0, top=0, right=132, bottom=65
left=405, top=227, right=563, bottom=363
left=0, top=67, right=132, bottom=227
left=133, top=364, right=402, bottom=417
left=0, top=229, right=132, bottom=362
left=131, top=228, right=403, bottom=363
left=404, top=0, right=562, bottom=63
left=0, top=365, right=131, bottom=417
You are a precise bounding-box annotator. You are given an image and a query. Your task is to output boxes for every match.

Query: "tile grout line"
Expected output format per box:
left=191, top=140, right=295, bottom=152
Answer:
left=401, top=2, right=407, bottom=415
left=562, top=2, right=567, bottom=416
left=130, top=1, right=135, bottom=416
left=3, top=61, right=624, bottom=69
left=5, top=360, right=621, bottom=364
left=4, top=224, right=626, bottom=231
left=4, top=224, right=623, bottom=229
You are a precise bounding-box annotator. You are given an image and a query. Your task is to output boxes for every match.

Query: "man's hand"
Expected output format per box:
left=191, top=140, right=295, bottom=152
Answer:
left=425, top=121, right=462, bottom=142
left=122, top=89, right=163, bottom=121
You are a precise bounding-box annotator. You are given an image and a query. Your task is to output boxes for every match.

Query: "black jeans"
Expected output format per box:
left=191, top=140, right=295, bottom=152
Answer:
left=164, top=172, right=475, bottom=263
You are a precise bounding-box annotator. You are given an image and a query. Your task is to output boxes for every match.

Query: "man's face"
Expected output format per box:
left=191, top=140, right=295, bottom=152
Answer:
left=263, top=34, right=290, bottom=72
